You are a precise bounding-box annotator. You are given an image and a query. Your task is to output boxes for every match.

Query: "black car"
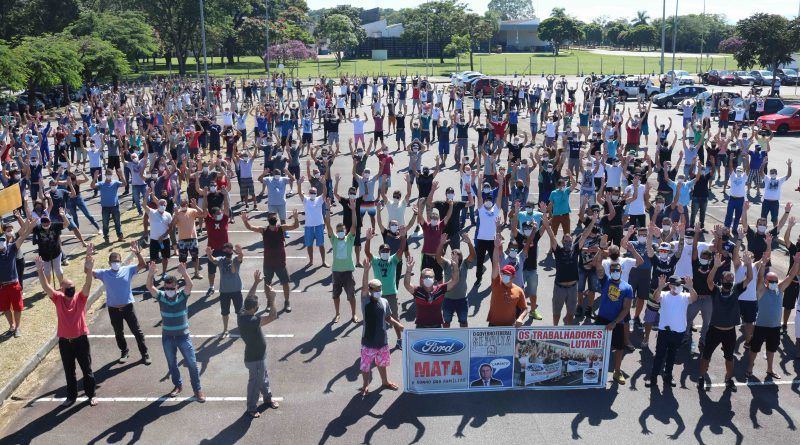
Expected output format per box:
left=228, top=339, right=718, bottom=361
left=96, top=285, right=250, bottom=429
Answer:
left=776, top=68, right=799, bottom=85
left=733, top=71, right=756, bottom=85
left=652, top=85, right=707, bottom=108
left=727, top=97, right=785, bottom=123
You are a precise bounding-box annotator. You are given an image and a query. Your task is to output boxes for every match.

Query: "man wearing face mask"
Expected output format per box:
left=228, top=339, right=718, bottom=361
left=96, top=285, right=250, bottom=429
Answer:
left=146, top=262, right=205, bottom=402
left=403, top=256, right=459, bottom=328
left=487, top=235, right=529, bottom=327
left=93, top=242, right=150, bottom=365
left=242, top=210, right=300, bottom=313
left=325, top=200, right=359, bottom=323
left=474, top=176, right=503, bottom=287
left=365, top=228, right=407, bottom=347
left=761, top=161, right=791, bottom=225
left=32, top=213, right=68, bottom=285
left=0, top=217, right=34, bottom=338
left=90, top=167, right=126, bottom=244
left=686, top=239, right=716, bottom=353
left=147, top=199, right=173, bottom=280
left=724, top=166, right=747, bottom=229
left=698, top=254, right=750, bottom=391
left=419, top=185, right=453, bottom=282
left=644, top=223, right=685, bottom=347
left=432, top=186, right=470, bottom=251
left=545, top=215, right=595, bottom=326
left=593, top=252, right=634, bottom=384
left=645, top=275, right=697, bottom=388
left=746, top=251, right=800, bottom=380
left=298, top=179, right=328, bottom=268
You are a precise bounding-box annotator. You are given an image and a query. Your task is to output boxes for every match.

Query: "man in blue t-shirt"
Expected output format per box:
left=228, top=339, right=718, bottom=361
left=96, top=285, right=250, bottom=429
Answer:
left=90, top=167, right=127, bottom=243
left=593, top=255, right=634, bottom=385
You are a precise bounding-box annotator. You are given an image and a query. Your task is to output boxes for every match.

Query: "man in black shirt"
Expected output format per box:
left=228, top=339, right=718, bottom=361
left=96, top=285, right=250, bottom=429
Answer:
left=33, top=213, right=66, bottom=284
left=511, top=208, right=548, bottom=321
left=690, top=163, right=714, bottom=230
left=237, top=270, right=278, bottom=418
left=432, top=187, right=469, bottom=251
left=741, top=200, right=789, bottom=261
left=545, top=215, right=596, bottom=325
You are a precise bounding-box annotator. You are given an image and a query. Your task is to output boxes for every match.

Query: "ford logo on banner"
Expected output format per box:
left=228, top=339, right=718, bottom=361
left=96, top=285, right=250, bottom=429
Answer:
left=411, top=338, right=465, bottom=355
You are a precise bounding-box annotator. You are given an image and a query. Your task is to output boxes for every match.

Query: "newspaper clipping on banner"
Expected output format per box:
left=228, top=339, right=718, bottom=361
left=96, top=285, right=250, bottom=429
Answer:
left=403, top=326, right=610, bottom=393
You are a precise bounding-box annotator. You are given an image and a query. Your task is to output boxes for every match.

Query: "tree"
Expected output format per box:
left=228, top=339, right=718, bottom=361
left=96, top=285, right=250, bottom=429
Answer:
left=266, top=40, right=316, bottom=67
left=401, top=1, right=466, bottom=63
left=718, top=37, right=744, bottom=54
left=652, top=14, right=734, bottom=53
left=582, top=23, right=604, bottom=46
left=459, top=12, right=498, bottom=70
left=605, top=22, right=629, bottom=47
left=538, top=16, right=584, bottom=56
left=14, top=35, right=83, bottom=103
left=487, top=0, right=535, bottom=21
left=625, top=24, right=656, bottom=50
left=69, top=35, right=131, bottom=83
left=0, top=0, right=81, bottom=40
left=444, top=34, right=470, bottom=57
left=316, top=13, right=359, bottom=67
left=0, top=40, right=29, bottom=91
left=733, top=14, right=800, bottom=76
left=314, top=5, right=366, bottom=44
left=138, top=0, right=202, bottom=75
left=550, top=7, right=566, bottom=18
left=631, top=10, right=649, bottom=26
left=66, top=10, right=158, bottom=70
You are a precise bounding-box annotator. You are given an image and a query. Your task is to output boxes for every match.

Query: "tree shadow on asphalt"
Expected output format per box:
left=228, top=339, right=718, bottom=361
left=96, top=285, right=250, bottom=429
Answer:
left=279, top=320, right=359, bottom=363
left=694, top=386, right=744, bottom=445
left=86, top=399, right=192, bottom=444
left=1, top=402, right=86, bottom=444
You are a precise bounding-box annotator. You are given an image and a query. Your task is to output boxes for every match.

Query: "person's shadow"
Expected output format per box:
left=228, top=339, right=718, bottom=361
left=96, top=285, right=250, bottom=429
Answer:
left=279, top=321, right=351, bottom=363
left=570, top=387, right=619, bottom=439
left=199, top=412, right=255, bottom=444
left=318, top=393, right=384, bottom=445
left=324, top=358, right=361, bottom=394
left=638, top=385, right=686, bottom=440
left=694, top=386, right=743, bottom=444
left=0, top=402, right=84, bottom=444
left=87, top=399, right=192, bottom=444
left=748, top=377, right=797, bottom=431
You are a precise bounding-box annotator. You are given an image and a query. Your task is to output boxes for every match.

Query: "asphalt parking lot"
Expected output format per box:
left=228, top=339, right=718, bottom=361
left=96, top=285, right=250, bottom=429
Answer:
left=1, top=79, right=799, bottom=444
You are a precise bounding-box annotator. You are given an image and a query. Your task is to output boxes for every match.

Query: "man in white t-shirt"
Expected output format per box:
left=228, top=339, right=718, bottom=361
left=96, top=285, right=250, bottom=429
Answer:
left=624, top=176, right=648, bottom=227
left=148, top=199, right=173, bottom=280
left=761, top=160, right=792, bottom=225
left=724, top=166, right=747, bottom=229
left=734, top=249, right=761, bottom=348
left=645, top=275, right=697, bottom=388
left=298, top=180, right=328, bottom=268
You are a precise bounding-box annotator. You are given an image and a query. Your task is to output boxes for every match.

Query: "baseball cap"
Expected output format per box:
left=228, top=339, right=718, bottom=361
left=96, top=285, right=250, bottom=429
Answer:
left=501, top=265, right=516, bottom=275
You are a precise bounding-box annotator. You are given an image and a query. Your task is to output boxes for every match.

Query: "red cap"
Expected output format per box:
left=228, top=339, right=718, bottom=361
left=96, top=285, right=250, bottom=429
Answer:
left=501, top=265, right=516, bottom=275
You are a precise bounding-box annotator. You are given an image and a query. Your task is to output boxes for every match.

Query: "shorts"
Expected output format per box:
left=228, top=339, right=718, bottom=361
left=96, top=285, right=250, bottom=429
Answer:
left=107, top=156, right=121, bottom=170
left=332, top=270, right=355, bottom=300
left=438, top=141, right=450, bottom=156
left=302, top=133, right=313, bottom=144
left=304, top=225, right=325, bottom=247
left=177, top=238, right=199, bottom=263
left=239, top=177, right=255, bottom=197
left=701, top=326, right=736, bottom=361
left=595, top=316, right=625, bottom=350
left=354, top=133, right=365, bottom=145
left=522, top=269, right=539, bottom=296
left=327, top=132, right=339, bottom=144
left=578, top=269, right=599, bottom=293
left=384, top=294, right=399, bottom=324
left=783, top=282, right=798, bottom=310
left=41, top=254, right=64, bottom=279
left=149, top=239, right=172, bottom=262
left=263, top=266, right=290, bottom=285
left=359, top=201, right=377, bottom=216
left=360, top=345, right=391, bottom=372
left=750, top=325, right=780, bottom=353
left=206, top=249, right=223, bottom=275
left=643, top=306, right=660, bottom=325
left=0, top=282, right=23, bottom=312
left=456, top=138, right=468, bottom=153
left=395, top=129, right=406, bottom=142
left=443, top=298, right=468, bottom=325
left=545, top=136, right=555, bottom=146
left=268, top=204, right=287, bottom=221
left=739, top=300, right=758, bottom=324
left=553, top=283, right=578, bottom=315
left=375, top=131, right=384, bottom=140
left=628, top=270, right=650, bottom=300
left=219, top=291, right=243, bottom=316
left=421, top=131, right=431, bottom=144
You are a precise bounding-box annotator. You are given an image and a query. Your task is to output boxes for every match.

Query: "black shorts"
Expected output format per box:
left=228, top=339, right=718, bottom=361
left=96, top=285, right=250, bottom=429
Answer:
left=750, top=325, right=780, bottom=353
left=784, top=282, right=799, bottom=310
left=149, top=239, right=171, bottom=262
left=595, top=316, right=625, bottom=350
left=375, top=131, right=384, bottom=140
left=219, top=291, right=243, bottom=316
left=302, top=133, right=313, bottom=144
left=702, top=326, right=736, bottom=361
left=263, top=266, right=290, bottom=285
left=107, top=156, right=121, bottom=170
left=421, top=131, right=431, bottom=144
left=740, top=300, right=758, bottom=324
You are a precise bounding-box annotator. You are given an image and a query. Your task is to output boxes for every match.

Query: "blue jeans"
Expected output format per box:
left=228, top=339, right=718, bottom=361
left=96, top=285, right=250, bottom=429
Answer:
left=724, top=196, right=744, bottom=229
left=162, top=334, right=201, bottom=391
left=102, top=206, right=122, bottom=239
left=67, top=197, right=99, bottom=229
left=132, top=184, right=147, bottom=214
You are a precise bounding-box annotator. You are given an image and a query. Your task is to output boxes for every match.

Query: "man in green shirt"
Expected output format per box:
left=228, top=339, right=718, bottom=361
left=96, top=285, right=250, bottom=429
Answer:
left=325, top=199, right=358, bottom=323
left=365, top=226, right=407, bottom=349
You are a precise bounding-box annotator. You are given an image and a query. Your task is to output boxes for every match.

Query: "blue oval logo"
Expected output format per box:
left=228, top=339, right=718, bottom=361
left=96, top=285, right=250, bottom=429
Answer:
left=411, top=338, right=465, bottom=356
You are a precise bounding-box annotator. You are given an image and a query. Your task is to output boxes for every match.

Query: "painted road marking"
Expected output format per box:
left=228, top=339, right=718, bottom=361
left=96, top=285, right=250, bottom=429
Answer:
left=708, top=379, right=800, bottom=388
left=133, top=289, right=321, bottom=294
left=30, top=396, right=284, bottom=403
left=87, top=334, right=294, bottom=339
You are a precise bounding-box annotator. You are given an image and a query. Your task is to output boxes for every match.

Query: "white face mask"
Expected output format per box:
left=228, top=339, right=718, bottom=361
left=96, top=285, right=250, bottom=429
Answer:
left=158, top=205, right=166, bottom=212
left=164, top=289, right=177, bottom=298
left=483, top=201, right=492, bottom=210
left=371, top=291, right=382, bottom=300
left=757, top=225, right=767, bottom=234
left=209, top=186, right=217, bottom=193
left=430, top=219, right=439, bottom=226
left=423, top=277, right=435, bottom=288
left=508, top=250, right=518, bottom=259
left=380, top=252, right=390, bottom=261
left=658, top=253, right=670, bottom=262
left=389, top=224, right=398, bottom=233
left=699, top=258, right=710, bottom=266
left=110, top=261, right=121, bottom=271
left=446, top=193, right=455, bottom=200
left=671, top=285, right=683, bottom=295
left=501, top=274, right=512, bottom=284
left=637, top=235, right=647, bottom=244
left=215, top=213, right=223, bottom=221
left=610, top=271, right=621, bottom=281
left=348, top=193, right=357, bottom=200
left=523, top=229, right=532, bottom=237
left=768, top=282, right=778, bottom=291
left=308, top=193, right=317, bottom=200
left=337, top=231, right=346, bottom=239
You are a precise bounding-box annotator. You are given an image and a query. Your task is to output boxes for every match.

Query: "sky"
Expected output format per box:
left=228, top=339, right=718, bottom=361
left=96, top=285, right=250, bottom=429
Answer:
left=305, top=0, right=800, bottom=24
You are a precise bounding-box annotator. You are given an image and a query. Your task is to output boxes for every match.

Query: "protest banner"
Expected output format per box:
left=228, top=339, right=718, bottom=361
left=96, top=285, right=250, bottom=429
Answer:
left=403, top=326, right=610, bottom=393
left=0, top=183, right=22, bottom=215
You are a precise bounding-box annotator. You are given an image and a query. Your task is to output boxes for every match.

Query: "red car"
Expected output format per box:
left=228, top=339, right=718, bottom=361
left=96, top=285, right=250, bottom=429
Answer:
left=703, top=70, right=736, bottom=86
left=757, top=105, right=800, bottom=134
left=469, top=78, right=506, bottom=96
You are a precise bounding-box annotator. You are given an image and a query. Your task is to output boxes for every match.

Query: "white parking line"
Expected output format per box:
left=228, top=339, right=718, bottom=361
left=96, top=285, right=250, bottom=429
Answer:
left=133, top=289, right=320, bottom=295
left=31, top=396, right=284, bottom=403
left=87, top=334, right=294, bottom=339
left=144, top=256, right=308, bottom=260
left=708, top=379, right=800, bottom=388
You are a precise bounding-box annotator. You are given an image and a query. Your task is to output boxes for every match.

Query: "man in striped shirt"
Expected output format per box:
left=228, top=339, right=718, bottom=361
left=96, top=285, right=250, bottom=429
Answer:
left=146, top=263, right=205, bottom=402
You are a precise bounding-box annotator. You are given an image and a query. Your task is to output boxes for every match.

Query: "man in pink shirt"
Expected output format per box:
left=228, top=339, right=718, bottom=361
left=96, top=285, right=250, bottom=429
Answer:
left=36, top=248, right=97, bottom=407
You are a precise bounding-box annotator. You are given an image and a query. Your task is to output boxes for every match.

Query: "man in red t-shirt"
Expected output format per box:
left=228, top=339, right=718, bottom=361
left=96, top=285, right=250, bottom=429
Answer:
left=402, top=256, right=460, bottom=328
left=204, top=203, right=230, bottom=294
left=36, top=251, right=97, bottom=407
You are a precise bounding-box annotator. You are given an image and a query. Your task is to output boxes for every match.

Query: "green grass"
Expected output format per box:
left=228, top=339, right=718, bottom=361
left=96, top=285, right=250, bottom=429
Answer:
left=136, top=50, right=740, bottom=80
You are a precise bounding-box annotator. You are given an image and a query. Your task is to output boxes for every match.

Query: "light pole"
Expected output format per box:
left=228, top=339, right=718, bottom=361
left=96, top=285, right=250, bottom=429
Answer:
left=660, top=0, right=666, bottom=74
left=425, top=18, right=430, bottom=76
left=671, top=0, right=678, bottom=74
left=699, top=0, right=706, bottom=72
left=265, top=0, right=270, bottom=77
left=198, top=0, right=211, bottom=114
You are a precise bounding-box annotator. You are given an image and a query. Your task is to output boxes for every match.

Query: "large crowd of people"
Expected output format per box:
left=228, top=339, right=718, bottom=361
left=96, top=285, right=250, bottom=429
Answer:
left=0, top=71, right=798, bottom=417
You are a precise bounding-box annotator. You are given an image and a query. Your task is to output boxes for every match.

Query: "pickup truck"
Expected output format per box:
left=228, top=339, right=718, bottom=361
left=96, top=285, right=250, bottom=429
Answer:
left=611, top=78, right=660, bottom=101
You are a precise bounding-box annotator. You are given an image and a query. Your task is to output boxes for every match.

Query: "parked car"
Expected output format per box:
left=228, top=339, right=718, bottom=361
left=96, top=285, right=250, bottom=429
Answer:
left=733, top=71, right=756, bottom=85
left=776, top=68, right=799, bottom=85
left=451, top=71, right=482, bottom=86
left=611, top=77, right=660, bottom=101
left=757, top=105, right=800, bottom=134
left=726, top=97, right=785, bottom=124
left=652, top=85, right=707, bottom=108
left=591, top=75, right=625, bottom=90
left=666, top=70, right=694, bottom=85
left=456, top=72, right=484, bottom=88
left=469, top=77, right=506, bottom=96
left=750, top=70, right=775, bottom=86
left=695, top=91, right=744, bottom=116
left=702, top=70, right=736, bottom=86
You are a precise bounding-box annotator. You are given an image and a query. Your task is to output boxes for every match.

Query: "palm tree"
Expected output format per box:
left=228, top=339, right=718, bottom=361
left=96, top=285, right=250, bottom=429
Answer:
left=631, top=10, right=649, bottom=26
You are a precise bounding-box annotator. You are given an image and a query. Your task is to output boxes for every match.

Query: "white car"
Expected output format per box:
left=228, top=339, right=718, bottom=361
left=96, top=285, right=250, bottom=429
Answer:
left=453, top=71, right=483, bottom=87
left=667, top=70, right=695, bottom=86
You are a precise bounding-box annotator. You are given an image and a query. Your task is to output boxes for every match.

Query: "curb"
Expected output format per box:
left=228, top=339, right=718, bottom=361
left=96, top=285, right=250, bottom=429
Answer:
left=0, top=250, right=137, bottom=406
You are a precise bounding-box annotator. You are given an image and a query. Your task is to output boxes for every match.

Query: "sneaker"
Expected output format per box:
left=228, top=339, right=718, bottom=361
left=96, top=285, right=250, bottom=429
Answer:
left=531, top=309, right=543, bottom=320
left=663, top=375, right=677, bottom=387
left=396, top=339, right=403, bottom=350
left=118, top=351, right=130, bottom=364
left=697, top=375, right=706, bottom=391
left=725, top=379, right=737, bottom=391
left=206, top=286, right=215, bottom=296
left=583, top=307, right=594, bottom=321
left=143, top=354, right=152, bottom=365
left=644, top=375, right=655, bottom=388
left=613, top=371, right=626, bottom=385
left=575, top=306, right=585, bottom=319
left=61, top=398, right=76, bottom=407
left=13, top=329, right=20, bottom=338
left=194, top=390, right=206, bottom=403
left=633, top=317, right=643, bottom=329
